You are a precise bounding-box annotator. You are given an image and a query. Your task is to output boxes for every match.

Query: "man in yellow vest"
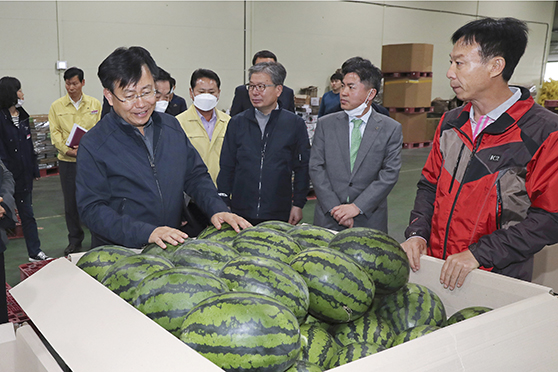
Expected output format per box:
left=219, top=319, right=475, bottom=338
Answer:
left=48, top=67, right=101, bottom=255
left=176, top=69, right=230, bottom=185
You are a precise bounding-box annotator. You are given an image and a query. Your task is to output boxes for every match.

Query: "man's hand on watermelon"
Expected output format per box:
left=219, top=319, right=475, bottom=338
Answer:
left=149, top=226, right=188, bottom=248
left=211, top=212, right=252, bottom=232
left=440, top=250, right=480, bottom=290
left=401, top=236, right=427, bottom=272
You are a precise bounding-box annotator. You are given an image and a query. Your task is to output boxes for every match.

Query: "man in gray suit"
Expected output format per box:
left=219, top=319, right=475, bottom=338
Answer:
left=309, top=57, right=402, bottom=232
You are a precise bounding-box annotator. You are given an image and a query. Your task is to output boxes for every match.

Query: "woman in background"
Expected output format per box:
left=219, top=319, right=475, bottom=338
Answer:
left=0, top=77, right=49, bottom=262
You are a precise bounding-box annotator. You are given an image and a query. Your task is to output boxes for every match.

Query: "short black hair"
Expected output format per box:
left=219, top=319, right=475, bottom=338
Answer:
left=155, top=67, right=176, bottom=89
left=341, top=57, right=382, bottom=91
left=451, top=17, right=528, bottom=82
left=97, top=46, right=158, bottom=92
left=330, top=69, right=343, bottom=82
left=252, top=50, right=277, bottom=66
left=64, top=67, right=84, bottom=82
left=0, top=76, right=21, bottom=109
left=190, top=69, right=221, bottom=89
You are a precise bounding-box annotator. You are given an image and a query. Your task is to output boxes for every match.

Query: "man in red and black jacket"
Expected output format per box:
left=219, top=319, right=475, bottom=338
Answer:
left=402, top=17, right=558, bottom=290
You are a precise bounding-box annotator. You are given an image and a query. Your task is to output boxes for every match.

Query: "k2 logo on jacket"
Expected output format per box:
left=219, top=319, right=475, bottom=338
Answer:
left=489, top=154, right=501, bottom=162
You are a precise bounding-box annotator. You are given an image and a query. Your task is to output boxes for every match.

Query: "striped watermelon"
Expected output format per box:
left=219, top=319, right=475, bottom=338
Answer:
left=303, top=314, right=336, bottom=334
left=331, top=307, right=395, bottom=348
left=233, top=226, right=302, bottom=264
left=285, top=360, right=323, bottom=372
left=287, top=225, right=335, bottom=249
left=377, top=283, right=446, bottom=334
left=180, top=292, right=301, bottom=372
left=329, top=342, right=386, bottom=368
left=171, top=239, right=239, bottom=274
left=257, top=220, right=295, bottom=233
left=328, top=227, right=409, bottom=295
left=76, top=245, right=136, bottom=282
left=141, top=242, right=182, bottom=261
left=101, top=254, right=174, bottom=303
left=290, top=247, right=375, bottom=323
left=391, top=325, right=440, bottom=346
left=132, top=267, right=228, bottom=337
left=298, top=324, right=337, bottom=370
left=447, top=306, right=492, bottom=325
left=197, top=223, right=238, bottom=244
left=219, top=255, right=309, bottom=322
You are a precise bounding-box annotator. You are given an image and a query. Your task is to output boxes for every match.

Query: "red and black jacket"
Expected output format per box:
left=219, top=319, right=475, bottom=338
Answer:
left=405, top=87, right=558, bottom=280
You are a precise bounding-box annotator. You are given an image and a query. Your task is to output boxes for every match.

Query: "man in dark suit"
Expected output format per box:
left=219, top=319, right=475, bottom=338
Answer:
left=309, top=57, right=402, bottom=232
left=229, top=50, right=295, bottom=116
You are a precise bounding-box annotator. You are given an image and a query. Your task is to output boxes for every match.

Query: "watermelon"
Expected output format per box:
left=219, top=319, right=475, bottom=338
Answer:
left=76, top=245, right=136, bottom=282
left=447, top=306, right=492, bottom=325
left=141, top=241, right=182, bottom=260
left=197, top=223, right=238, bottom=244
left=290, top=247, right=375, bottom=323
left=377, top=283, right=446, bottom=334
left=303, top=314, right=336, bottom=334
left=298, top=324, right=337, bottom=370
left=101, top=254, right=174, bottom=303
left=171, top=239, right=239, bottom=274
left=285, top=360, right=323, bottom=372
left=329, top=342, right=386, bottom=368
left=391, top=325, right=440, bottom=346
left=132, top=267, right=229, bottom=337
left=287, top=225, right=335, bottom=249
left=257, top=220, right=295, bottom=232
left=180, top=292, right=301, bottom=372
left=328, top=227, right=409, bottom=295
left=219, top=255, right=309, bottom=322
left=233, top=226, right=302, bottom=264
left=331, top=307, right=395, bottom=348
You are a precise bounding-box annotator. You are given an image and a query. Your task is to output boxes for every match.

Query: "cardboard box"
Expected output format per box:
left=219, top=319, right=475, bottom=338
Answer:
left=391, top=112, right=429, bottom=143
left=9, top=257, right=558, bottom=371
left=426, top=117, right=440, bottom=141
left=383, top=77, right=432, bottom=108
left=382, top=43, right=434, bottom=73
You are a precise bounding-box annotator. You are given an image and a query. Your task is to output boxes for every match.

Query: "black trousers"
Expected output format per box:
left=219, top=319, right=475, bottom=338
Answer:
left=0, top=252, right=8, bottom=324
left=58, top=161, right=84, bottom=246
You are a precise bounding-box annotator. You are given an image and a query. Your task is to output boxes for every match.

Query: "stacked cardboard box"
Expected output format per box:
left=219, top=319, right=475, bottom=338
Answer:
left=382, top=44, right=434, bottom=146
left=295, top=87, right=320, bottom=144
left=30, top=115, right=58, bottom=174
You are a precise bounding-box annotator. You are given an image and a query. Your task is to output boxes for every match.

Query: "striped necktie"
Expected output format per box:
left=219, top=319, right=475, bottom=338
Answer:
left=350, top=118, right=364, bottom=171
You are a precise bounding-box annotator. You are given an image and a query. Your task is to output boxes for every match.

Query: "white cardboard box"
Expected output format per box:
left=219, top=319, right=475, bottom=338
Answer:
left=9, top=256, right=558, bottom=372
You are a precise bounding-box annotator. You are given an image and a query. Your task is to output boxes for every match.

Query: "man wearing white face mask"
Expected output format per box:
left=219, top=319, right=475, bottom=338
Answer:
left=176, top=69, right=230, bottom=185
left=309, top=57, right=402, bottom=232
left=154, top=67, right=187, bottom=117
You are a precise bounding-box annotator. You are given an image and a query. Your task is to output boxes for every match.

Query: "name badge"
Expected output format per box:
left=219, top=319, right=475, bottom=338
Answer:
left=91, top=110, right=99, bottom=114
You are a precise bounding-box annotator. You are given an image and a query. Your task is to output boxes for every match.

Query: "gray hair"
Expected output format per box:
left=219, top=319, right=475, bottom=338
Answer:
left=248, top=62, right=286, bottom=86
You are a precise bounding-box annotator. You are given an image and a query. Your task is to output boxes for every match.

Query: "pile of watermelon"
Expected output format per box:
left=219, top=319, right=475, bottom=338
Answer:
left=76, top=223, right=492, bottom=372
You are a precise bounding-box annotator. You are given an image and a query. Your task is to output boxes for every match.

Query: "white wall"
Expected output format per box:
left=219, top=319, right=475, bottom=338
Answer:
left=0, top=1, right=554, bottom=115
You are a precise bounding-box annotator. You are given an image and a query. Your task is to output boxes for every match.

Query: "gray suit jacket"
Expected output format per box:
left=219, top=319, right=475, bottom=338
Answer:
left=309, top=109, right=402, bottom=232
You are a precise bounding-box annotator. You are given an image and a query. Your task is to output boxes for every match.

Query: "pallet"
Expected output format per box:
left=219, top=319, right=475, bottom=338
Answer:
left=39, top=166, right=59, bottom=177
left=388, top=107, right=434, bottom=114
left=7, top=223, right=24, bottom=240
left=402, top=141, right=432, bottom=149
left=6, top=283, right=30, bottom=324
left=19, top=258, right=58, bottom=282
left=383, top=71, right=433, bottom=78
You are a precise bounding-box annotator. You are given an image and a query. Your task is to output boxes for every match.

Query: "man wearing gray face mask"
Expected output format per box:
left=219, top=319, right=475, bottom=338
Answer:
left=176, top=69, right=230, bottom=185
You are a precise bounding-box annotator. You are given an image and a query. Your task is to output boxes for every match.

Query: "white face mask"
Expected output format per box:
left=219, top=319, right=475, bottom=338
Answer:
left=193, top=93, right=218, bottom=112
left=154, top=100, right=169, bottom=113
left=344, top=89, right=373, bottom=117
left=16, top=99, right=24, bottom=108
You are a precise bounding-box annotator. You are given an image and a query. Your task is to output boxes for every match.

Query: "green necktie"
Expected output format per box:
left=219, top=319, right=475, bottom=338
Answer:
left=350, top=118, right=364, bottom=171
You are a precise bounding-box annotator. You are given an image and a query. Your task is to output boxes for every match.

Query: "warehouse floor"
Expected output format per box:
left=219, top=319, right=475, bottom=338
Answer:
left=4, top=147, right=431, bottom=286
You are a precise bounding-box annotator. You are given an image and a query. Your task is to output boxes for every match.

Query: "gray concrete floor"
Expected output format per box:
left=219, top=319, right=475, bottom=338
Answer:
left=4, top=147, right=430, bottom=286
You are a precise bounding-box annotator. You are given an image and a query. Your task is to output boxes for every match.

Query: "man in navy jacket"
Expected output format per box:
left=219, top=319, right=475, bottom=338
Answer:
left=76, top=46, right=249, bottom=249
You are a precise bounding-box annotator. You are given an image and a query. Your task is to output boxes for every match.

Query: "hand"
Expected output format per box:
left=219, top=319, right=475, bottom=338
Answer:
left=440, top=250, right=480, bottom=290
left=338, top=216, right=354, bottom=228
left=331, top=203, right=360, bottom=224
left=0, top=197, right=5, bottom=218
left=288, top=206, right=303, bottom=225
left=211, top=212, right=252, bottom=233
left=401, top=236, right=427, bottom=272
left=148, top=226, right=188, bottom=248
left=66, top=145, right=78, bottom=158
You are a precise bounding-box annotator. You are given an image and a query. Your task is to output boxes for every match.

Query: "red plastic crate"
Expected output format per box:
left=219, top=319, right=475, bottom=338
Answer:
left=19, top=258, right=57, bottom=281
left=6, top=283, right=29, bottom=324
